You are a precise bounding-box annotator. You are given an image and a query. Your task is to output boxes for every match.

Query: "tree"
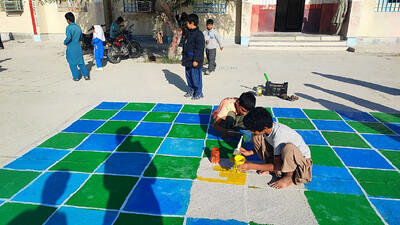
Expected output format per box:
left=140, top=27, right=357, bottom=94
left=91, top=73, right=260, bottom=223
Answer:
left=156, top=0, right=192, bottom=59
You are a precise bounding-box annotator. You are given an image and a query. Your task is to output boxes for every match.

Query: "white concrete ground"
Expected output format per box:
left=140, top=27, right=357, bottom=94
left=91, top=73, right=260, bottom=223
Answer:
left=0, top=39, right=399, bottom=224
left=0, top=39, right=399, bottom=166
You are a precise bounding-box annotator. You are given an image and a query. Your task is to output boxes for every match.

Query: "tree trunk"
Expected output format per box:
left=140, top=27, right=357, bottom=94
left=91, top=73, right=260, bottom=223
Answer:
left=159, top=0, right=182, bottom=59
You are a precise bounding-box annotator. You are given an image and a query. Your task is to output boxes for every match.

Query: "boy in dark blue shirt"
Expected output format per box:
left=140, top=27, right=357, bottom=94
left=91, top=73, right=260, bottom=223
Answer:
left=182, top=14, right=205, bottom=100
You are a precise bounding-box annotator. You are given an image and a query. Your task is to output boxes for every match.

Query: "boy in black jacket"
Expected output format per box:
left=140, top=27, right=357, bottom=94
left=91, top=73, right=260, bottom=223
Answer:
left=182, top=14, right=205, bottom=100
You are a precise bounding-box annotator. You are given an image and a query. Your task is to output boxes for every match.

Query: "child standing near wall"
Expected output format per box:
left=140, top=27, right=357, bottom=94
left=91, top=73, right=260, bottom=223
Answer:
left=92, top=25, right=105, bottom=71
left=203, top=19, right=223, bottom=75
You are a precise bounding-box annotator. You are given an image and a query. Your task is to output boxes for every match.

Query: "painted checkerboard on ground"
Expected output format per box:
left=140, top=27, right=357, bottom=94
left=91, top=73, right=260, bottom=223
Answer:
left=2, top=102, right=400, bottom=225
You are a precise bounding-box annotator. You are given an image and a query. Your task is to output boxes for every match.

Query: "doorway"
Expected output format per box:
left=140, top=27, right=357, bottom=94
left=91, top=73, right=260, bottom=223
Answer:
left=274, top=0, right=305, bottom=32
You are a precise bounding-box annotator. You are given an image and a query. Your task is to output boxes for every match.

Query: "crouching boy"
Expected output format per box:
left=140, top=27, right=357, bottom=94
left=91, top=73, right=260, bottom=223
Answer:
left=212, top=92, right=256, bottom=139
left=238, top=107, right=312, bottom=189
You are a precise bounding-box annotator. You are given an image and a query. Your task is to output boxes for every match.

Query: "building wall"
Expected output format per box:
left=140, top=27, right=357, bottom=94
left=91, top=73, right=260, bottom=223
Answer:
left=0, top=0, right=105, bottom=39
left=111, top=0, right=239, bottom=41
left=0, top=0, right=33, bottom=34
left=347, top=0, right=400, bottom=39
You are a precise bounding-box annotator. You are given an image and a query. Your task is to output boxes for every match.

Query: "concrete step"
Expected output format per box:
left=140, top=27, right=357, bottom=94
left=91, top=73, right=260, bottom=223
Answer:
left=248, top=46, right=348, bottom=51
left=248, top=41, right=347, bottom=47
left=250, top=35, right=341, bottom=41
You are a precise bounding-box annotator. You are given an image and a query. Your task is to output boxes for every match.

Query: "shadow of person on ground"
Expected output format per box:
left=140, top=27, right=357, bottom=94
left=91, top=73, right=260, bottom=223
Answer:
left=86, top=60, right=95, bottom=74
left=312, top=72, right=400, bottom=96
left=304, top=83, right=400, bottom=114
left=162, top=69, right=188, bottom=93
left=102, top=126, right=161, bottom=225
left=0, top=58, right=11, bottom=63
left=7, top=171, right=69, bottom=225
left=296, top=92, right=399, bottom=142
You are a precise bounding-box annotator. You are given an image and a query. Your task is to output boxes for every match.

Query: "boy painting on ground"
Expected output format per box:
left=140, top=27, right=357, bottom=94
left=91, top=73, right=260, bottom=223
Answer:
left=203, top=19, right=223, bottom=75
left=182, top=14, right=205, bottom=100
left=238, top=107, right=312, bottom=189
left=212, top=92, right=256, bottom=139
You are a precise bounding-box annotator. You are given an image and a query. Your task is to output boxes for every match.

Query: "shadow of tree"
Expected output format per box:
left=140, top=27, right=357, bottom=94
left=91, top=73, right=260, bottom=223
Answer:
left=312, top=72, right=400, bottom=96
left=0, top=58, right=12, bottom=63
left=162, top=69, right=188, bottom=92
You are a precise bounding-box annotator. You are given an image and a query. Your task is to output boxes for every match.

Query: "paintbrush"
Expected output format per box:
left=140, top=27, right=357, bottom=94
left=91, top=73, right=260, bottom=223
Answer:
left=233, top=135, right=243, bottom=156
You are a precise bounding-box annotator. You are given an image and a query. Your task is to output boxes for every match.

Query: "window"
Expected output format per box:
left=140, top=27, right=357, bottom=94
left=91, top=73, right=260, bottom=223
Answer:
left=124, top=0, right=152, bottom=13
left=193, top=0, right=227, bottom=14
left=57, top=0, right=88, bottom=12
left=375, top=0, right=400, bottom=12
left=0, top=0, right=23, bottom=12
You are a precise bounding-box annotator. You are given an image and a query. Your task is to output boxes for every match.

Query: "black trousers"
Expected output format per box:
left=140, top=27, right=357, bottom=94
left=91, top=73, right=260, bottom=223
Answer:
left=206, top=48, right=216, bottom=72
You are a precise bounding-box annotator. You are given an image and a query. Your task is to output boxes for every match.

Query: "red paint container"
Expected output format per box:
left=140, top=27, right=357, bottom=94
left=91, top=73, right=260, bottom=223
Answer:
left=211, top=147, right=220, bottom=164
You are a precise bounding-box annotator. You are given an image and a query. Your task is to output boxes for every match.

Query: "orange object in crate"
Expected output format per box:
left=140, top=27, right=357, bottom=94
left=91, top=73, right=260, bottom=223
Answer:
left=211, top=147, right=220, bottom=164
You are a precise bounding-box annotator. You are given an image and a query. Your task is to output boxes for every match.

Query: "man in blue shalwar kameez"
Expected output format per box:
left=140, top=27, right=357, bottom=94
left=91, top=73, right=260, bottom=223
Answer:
left=64, top=12, right=89, bottom=81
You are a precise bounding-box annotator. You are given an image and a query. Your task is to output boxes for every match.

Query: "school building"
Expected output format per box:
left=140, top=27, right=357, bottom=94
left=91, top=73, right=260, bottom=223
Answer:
left=0, top=0, right=399, bottom=50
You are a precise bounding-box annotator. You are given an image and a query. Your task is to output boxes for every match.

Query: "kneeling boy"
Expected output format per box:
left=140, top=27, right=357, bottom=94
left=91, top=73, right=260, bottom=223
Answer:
left=212, top=92, right=256, bottom=139
left=238, top=107, right=312, bottom=189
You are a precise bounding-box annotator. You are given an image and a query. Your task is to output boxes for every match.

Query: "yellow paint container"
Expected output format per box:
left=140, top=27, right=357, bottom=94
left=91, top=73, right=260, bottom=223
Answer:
left=233, top=154, right=245, bottom=173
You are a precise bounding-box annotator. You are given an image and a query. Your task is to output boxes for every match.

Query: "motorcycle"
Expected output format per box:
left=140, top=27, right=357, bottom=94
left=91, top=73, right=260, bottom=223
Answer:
left=107, top=24, right=142, bottom=64
left=81, top=24, right=110, bottom=53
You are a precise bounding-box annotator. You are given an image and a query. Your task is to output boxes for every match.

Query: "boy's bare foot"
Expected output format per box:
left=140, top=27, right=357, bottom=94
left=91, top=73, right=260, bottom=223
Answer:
left=256, top=170, right=269, bottom=176
left=269, top=175, right=294, bottom=189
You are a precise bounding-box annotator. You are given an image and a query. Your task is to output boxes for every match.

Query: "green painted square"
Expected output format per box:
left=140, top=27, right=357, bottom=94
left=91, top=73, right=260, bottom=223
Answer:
left=379, top=150, right=400, bottom=169
left=117, top=136, right=163, bottom=153
left=122, top=103, right=155, bottom=111
left=350, top=168, right=400, bottom=199
left=305, top=191, right=383, bottom=225
left=114, top=213, right=184, bottom=225
left=0, top=202, right=56, bottom=225
left=168, top=124, right=207, bottom=139
left=370, top=112, right=400, bottom=123
left=66, top=174, right=138, bottom=209
left=95, top=121, right=138, bottom=135
left=144, top=155, right=201, bottom=179
left=265, top=107, right=273, bottom=117
left=277, top=118, right=315, bottom=130
left=321, top=131, right=370, bottom=148
left=309, top=145, right=344, bottom=167
left=303, top=109, right=342, bottom=120
left=0, top=169, right=40, bottom=198
left=39, top=133, right=88, bottom=149
left=49, top=151, right=110, bottom=173
left=204, top=140, right=237, bottom=159
left=81, top=110, right=118, bottom=120
left=143, top=112, right=178, bottom=123
left=347, top=121, right=394, bottom=135
left=181, top=104, right=212, bottom=114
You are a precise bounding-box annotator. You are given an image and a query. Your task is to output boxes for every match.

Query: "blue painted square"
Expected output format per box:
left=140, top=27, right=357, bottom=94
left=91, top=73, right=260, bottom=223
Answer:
left=175, top=113, right=210, bottom=125
left=95, top=102, right=127, bottom=110
left=131, top=122, right=172, bottom=137
left=296, top=130, right=327, bottom=146
left=212, top=105, right=219, bottom=112
left=63, top=120, right=105, bottom=133
left=0, top=200, right=4, bottom=205
left=76, top=134, right=125, bottom=152
left=45, top=206, right=118, bottom=225
left=157, top=138, right=204, bottom=157
left=336, top=111, right=377, bottom=122
left=12, top=171, right=88, bottom=206
left=186, top=218, right=247, bottom=225
left=96, top=152, right=152, bottom=176
left=370, top=198, right=400, bottom=225
left=362, top=134, right=400, bottom=151
left=305, top=165, right=363, bottom=195
left=111, top=111, right=147, bottom=121
left=4, top=148, right=70, bottom=171
left=333, top=147, right=394, bottom=170
left=152, top=103, right=182, bottom=113
left=313, top=120, right=354, bottom=132
left=385, top=123, right=400, bottom=135
left=124, top=178, right=192, bottom=215
left=272, top=108, right=307, bottom=119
